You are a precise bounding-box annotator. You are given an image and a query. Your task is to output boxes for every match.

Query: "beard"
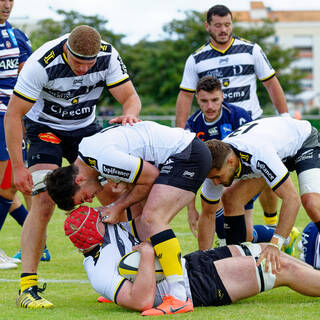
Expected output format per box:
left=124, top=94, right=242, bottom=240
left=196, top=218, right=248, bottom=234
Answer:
left=209, top=30, right=232, bottom=45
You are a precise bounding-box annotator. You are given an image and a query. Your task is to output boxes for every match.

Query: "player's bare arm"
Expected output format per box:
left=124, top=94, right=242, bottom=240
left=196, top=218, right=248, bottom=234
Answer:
left=116, top=242, right=156, bottom=311
left=197, top=199, right=219, bottom=250
left=109, top=81, right=141, bottom=125
left=257, top=177, right=301, bottom=273
left=262, top=76, right=288, bottom=115
left=101, top=161, right=159, bottom=224
left=4, top=95, right=34, bottom=194
left=175, top=90, right=194, bottom=128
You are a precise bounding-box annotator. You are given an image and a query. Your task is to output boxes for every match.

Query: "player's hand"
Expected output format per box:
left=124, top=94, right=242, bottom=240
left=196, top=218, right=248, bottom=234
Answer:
left=13, top=166, right=33, bottom=195
left=256, top=243, right=281, bottom=274
left=109, top=114, right=141, bottom=126
left=133, top=241, right=154, bottom=255
left=188, top=207, right=199, bottom=238
left=99, top=203, right=123, bottom=224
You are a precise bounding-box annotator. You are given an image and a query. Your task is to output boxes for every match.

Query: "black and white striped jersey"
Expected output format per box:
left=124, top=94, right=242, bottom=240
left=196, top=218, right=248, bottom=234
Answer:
left=179, top=37, right=275, bottom=120
left=13, top=34, right=129, bottom=131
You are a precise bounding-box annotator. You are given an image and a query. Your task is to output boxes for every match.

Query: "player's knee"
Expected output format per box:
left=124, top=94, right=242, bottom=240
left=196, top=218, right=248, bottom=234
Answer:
left=301, top=193, right=320, bottom=215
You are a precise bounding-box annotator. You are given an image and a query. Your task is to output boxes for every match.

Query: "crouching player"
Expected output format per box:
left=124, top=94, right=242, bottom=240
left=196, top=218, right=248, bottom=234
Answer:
left=63, top=206, right=320, bottom=316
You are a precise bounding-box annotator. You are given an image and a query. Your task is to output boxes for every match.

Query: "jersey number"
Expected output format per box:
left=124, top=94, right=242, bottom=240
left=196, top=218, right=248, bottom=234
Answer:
left=228, top=122, right=258, bottom=137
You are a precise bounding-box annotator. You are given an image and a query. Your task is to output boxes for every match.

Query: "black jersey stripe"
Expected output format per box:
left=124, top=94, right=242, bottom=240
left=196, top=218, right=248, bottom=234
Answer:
left=194, top=44, right=254, bottom=64
left=42, top=80, right=105, bottom=99
left=198, top=65, right=255, bottom=79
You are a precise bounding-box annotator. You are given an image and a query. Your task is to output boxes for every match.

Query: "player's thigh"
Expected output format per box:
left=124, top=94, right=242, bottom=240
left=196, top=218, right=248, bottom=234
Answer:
left=142, top=184, right=195, bottom=226
left=222, top=178, right=267, bottom=211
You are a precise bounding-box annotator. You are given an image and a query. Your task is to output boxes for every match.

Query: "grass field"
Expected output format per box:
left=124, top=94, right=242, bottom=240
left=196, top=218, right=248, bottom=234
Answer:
left=0, top=173, right=318, bottom=320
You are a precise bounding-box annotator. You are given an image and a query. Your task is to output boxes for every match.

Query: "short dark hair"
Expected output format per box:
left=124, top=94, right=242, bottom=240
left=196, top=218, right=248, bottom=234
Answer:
left=45, top=164, right=80, bottom=211
left=207, top=5, right=232, bottom=23
left=196, top=76, right=222, bottom=94
left=205, top=139, right=232, bottom=169
left=68, top=25, right=101, bottom=58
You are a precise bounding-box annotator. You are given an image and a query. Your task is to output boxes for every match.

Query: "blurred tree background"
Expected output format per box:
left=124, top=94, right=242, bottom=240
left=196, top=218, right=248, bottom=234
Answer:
left=26, top=9, right=304, bottom=116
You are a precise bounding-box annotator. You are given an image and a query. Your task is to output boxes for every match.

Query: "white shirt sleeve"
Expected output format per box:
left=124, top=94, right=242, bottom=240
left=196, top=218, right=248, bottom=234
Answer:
left=200, top=178, right=223, bottom=202
left=179, top=55, right=198, bottom=92
left=105, top=45, right=129, bottom=87
left=253, top=43, right=275, bottom=81
left=14, top=55, right=48, bottom=100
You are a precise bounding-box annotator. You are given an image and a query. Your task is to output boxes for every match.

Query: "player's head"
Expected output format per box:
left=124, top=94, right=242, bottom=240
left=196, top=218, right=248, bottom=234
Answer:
left=64, top=206, right=105, bottom=252
left=0, top=0, right=14, bottom=24
left=46, top=164, right=102, bottom=211
left=206, top=5, right=233, bottom=45
left=196, top=76, right=224, bottom=122
left=65, top=25, right=101, bottom=76
left=205, top=139, right=238, bottom=186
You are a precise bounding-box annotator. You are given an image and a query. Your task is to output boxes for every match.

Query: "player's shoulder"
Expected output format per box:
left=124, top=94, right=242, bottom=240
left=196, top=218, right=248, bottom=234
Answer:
left=222, top=102, right=250, bottom=117
left=187, top=109, right=203, bottom=124
left=36, top=35, right=67, bottom=68
left=100, top=40, right=113, bottom=54
left=234, top=36, right=255, bottom=46
left=192, top=41, right=211, bottom=56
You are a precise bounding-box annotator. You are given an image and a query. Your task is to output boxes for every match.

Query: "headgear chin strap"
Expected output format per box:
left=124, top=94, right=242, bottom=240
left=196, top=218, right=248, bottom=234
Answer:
left=64, top=206, right=104, bottom=252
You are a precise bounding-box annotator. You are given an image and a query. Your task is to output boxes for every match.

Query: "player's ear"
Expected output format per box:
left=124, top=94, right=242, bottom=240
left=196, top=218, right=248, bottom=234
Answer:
left=74, top=175, right=86, bottom=185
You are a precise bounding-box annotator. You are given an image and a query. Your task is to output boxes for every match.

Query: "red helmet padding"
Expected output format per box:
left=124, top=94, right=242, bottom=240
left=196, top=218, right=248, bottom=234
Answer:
left=64, top=205, right=104, bottom=251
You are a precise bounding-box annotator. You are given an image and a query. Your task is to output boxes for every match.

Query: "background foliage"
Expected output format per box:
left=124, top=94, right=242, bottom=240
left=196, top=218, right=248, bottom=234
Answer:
left=24, top=9, right=305, bottom=115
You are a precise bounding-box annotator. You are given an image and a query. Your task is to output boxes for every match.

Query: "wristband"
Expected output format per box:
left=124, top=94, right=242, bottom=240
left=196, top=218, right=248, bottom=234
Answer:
left=280, top=112, right=290, bottom=118
left=272, top=233, right=285, bottom=249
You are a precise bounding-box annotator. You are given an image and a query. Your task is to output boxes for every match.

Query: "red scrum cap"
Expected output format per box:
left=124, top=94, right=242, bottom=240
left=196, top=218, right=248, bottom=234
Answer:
left=64, top=206, right=104, bottom=252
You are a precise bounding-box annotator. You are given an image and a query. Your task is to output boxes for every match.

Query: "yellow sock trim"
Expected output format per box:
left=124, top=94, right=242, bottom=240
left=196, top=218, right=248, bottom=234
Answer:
left=20, top=275, right=38, bottom=293
left=264, top=215, right=278, bottom=225
left=153, top=237, right=182, bottom=277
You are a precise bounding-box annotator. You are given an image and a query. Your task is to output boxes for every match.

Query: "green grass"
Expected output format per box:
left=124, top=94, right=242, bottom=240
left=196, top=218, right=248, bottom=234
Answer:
left=0, top=173, right=318, bottom=319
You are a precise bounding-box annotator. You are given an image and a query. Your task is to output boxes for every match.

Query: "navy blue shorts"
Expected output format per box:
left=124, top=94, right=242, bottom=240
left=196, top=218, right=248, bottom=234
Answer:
left=184, top=247, right=232, bottom=307
left=24, top=117, right=101, bottom=167
left=155, top=138, right=212, bottom=194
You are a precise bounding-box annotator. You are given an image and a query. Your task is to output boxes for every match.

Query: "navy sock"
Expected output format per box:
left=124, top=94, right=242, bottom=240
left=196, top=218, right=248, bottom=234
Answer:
left=252, top=225, right=275, bottom=243
left=10, top=204, right=28, bottom=226
left=215, top=208, right=225, bottom=239
left=0, top=195, right=13, bottom=230
left=224, top=215, right=246, bottom=245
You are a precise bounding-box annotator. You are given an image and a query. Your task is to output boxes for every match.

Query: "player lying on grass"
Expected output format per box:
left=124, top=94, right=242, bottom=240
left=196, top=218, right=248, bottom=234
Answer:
left=63, top=205, right=320, bottom=316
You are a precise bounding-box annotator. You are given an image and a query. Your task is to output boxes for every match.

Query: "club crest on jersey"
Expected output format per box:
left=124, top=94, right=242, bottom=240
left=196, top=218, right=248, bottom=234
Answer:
left=72, top=98, right=79, bottom=104
left=38, top=132, right=61, bottom=144
left=5, top=41, right=11, bottom=48
left=222, top=78, right=230, bottom=87
left=256, top=160, right=276, bottom=182
left=102, top=165, right=130, bottom=179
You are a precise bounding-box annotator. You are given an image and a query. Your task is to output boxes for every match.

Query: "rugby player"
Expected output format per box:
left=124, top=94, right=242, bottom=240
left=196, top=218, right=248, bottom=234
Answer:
left=201, top=116, right=320, bottom=273
left=5, top=25, right=141, bottom=308
left=63, top=205, right=320, bottom=316
left=46, top=120, right=213, bottom=315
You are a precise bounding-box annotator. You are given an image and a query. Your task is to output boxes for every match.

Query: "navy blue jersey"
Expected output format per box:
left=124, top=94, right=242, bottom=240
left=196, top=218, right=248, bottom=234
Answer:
left=185, top=102, right=252, bottom=141
left=300, top=222, right=320, bottom=269
left=0, top=21, right=32, bottom=108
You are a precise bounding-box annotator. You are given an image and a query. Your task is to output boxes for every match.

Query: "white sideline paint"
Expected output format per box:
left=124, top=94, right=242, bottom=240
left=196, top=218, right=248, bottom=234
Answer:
left=0, top=279, right=89, bottom=283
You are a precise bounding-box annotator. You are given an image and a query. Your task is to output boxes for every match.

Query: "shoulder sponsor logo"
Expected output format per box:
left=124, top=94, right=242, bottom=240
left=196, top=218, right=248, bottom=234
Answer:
left=43, top=50, right=55, bottom=64
left=256, top=160, right=276, bottom=182
left=239, top=152, right=251, bottom=163
left=38, top=132, right=61, bottom=144
left=87, top=157, right=98, bottom=168
left=102, top=165, right=131, bottom=179
left=1, top=30, right=9, bottom=38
